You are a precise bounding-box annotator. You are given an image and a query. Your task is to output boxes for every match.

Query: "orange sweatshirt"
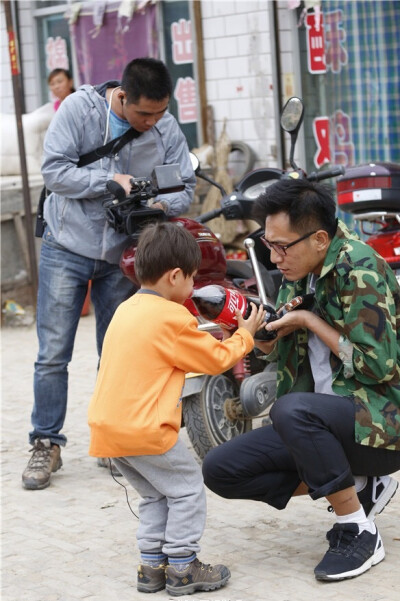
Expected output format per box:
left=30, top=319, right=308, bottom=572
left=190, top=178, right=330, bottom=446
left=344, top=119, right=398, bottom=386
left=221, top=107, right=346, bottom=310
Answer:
left=88, top=293, right=254, bottom=457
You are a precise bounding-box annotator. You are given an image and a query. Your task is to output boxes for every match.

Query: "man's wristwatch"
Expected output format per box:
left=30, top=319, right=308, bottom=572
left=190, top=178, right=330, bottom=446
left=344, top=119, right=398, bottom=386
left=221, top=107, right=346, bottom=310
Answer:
left=159, top=200, right=169, bottom=213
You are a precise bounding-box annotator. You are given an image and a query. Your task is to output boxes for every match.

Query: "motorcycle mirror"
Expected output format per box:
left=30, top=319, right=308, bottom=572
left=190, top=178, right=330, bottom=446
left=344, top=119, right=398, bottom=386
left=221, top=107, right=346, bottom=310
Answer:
left=280, top=97, right=304, bottom=133
left=189, top=152, right=200, bottom=174
left=189, top=151, right=227, bottom=197
left=280, top=97, right=304, bottom=171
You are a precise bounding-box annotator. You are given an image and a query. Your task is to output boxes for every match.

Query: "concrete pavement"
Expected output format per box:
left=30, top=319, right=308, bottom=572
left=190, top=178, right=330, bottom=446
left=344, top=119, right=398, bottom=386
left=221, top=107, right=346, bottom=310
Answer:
left=1, top=312, right=399, bottom=601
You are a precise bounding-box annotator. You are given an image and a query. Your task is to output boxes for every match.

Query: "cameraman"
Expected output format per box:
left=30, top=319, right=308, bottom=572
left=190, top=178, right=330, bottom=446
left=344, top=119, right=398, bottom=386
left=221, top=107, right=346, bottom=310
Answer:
left=22, top=58, right=195, bottom=490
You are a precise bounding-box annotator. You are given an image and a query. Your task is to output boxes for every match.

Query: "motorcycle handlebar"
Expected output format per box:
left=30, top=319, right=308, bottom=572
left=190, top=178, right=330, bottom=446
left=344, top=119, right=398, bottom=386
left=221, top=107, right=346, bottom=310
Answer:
left=195, top=208, right=224, bottom=223
left=307, top=165, right=345, bottom=182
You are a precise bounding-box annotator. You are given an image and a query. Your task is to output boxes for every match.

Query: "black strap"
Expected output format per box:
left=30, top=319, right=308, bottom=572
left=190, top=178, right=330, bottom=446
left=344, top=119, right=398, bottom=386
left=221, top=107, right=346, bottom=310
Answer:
left=36, top=127, right=142, bottom=237
left=35, top=185, right=48, bottom=237
left=77, top=127, right=142, bottom=167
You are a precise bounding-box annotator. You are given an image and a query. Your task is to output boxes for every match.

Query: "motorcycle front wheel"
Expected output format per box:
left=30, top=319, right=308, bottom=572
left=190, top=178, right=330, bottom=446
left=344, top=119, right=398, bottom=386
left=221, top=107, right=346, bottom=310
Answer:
left=183, top=373, right=252, bottom=460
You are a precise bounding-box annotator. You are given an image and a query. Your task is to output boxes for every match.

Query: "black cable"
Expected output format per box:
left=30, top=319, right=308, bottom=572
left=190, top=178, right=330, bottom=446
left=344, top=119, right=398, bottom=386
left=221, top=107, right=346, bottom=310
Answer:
left=108, top=458, right=139, bottom=519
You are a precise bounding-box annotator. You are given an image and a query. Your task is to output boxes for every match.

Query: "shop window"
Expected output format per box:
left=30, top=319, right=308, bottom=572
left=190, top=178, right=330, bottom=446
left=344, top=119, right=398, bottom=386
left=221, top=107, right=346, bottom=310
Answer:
left=296, top=0, right=400, bottom=173
left=33, top=0, right=198, bottom=147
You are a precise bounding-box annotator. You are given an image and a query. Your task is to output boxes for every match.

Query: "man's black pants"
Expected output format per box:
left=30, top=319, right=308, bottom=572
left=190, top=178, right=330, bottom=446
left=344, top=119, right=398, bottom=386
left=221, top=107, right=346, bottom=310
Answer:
left=202, top=393, right=400, bottom=510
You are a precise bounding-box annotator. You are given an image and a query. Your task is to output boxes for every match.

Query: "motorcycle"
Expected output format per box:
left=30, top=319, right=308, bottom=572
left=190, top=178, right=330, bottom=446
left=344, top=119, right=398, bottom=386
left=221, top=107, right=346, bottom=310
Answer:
left=336, top=162, right=400, bottom=285
left=105, top=96, right=344, bottom=460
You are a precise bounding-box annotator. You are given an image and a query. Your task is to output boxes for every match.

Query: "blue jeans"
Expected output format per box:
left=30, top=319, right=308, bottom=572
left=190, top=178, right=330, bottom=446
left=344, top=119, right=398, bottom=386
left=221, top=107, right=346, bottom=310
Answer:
left=31, top=229, right=135, bottom=446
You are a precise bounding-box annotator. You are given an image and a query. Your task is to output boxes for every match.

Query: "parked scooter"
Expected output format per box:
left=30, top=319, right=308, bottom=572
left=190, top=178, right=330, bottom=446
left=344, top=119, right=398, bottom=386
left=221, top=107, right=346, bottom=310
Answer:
left=105, top=97, right=344, bottom=460
left=336, top=162, right=400, bottom=285
left=112, top=167, right=279, bottom=460
left=178, top=97, right=344, bottom=458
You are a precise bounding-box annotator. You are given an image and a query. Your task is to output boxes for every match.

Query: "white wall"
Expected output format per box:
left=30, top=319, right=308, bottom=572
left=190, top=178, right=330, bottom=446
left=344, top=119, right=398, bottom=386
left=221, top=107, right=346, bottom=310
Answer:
left=18, top=1, right=42, bottom=113
left=200, top=0, right=278, bottom=168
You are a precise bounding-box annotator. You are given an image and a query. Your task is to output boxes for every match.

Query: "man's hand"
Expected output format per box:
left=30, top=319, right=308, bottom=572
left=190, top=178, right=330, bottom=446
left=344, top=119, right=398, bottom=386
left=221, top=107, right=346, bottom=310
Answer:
left=252, top=310, right=310, bottom=354
left=236, top=303, right=266, bottom=338
left=254, top=338, right=277, bottom=355
left=264, top=309, right=309, bottom=338
left=151, top=201, right=168, bottom=213
left=265, top=309, right=341, bottom=358
left=113, top=173, right=134, bottom=196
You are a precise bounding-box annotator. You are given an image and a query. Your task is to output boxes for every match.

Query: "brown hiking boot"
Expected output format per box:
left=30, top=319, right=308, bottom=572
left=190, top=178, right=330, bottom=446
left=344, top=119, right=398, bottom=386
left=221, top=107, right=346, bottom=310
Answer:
left=22, top=438, right=62, bottom=490
left=137, top=563, right=166, bottom=593
left=165, top=558, right=231, bottom=597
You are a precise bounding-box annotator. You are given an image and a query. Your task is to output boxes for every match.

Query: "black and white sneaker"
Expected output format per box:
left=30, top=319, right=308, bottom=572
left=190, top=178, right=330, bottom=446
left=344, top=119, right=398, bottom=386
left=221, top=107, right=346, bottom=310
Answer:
left=358, top=476, right=399, bottom=520
left=314, top=523, right=385, bottom=581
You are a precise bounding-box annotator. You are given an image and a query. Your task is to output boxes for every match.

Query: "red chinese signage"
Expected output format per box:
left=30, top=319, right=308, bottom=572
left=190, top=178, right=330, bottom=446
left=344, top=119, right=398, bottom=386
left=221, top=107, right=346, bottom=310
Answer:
left=306, top=9, right=348, bottom=75
left=306, top=12, right=326, bottom=74
left=171, top=18, right=193, bottom=64
left=45, top=36, right=69, bottom=71
left=170, top=18, right=197, bottom=124
left=174, top=76, right=197, bottom=124
left=312, top=111, right=355, bottom=168
left=313, top=116, right=330, bottom=166
left=8, top=30, right=19, bottom=75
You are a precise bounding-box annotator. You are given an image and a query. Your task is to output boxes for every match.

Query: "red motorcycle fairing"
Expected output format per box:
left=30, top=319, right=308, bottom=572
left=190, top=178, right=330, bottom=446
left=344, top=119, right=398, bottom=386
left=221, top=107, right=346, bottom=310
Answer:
left=366, top=226, right=400, bottom=270
left=119, top=217, right=227, bottom=288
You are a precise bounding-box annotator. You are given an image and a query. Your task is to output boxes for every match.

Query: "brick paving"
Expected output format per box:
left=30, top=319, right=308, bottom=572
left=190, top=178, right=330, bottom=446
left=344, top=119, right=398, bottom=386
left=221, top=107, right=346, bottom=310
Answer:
left=1, top=313, right=399, bottom=601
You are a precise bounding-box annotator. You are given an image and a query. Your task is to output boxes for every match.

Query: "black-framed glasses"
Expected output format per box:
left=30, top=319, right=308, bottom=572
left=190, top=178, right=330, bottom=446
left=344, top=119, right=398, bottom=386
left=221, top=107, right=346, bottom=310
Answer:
left=260, top=230, right=316, bottom=256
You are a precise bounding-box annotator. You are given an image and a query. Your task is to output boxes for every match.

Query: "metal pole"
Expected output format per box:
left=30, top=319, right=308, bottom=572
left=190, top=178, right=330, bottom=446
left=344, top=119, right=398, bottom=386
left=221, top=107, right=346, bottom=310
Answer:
left=269, top=0, right=285, bottom=170
left=4, top=0, right=38, bottom=303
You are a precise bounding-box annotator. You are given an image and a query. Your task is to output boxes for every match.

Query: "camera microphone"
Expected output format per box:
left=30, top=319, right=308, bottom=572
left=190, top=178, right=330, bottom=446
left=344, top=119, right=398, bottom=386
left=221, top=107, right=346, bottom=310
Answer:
left=106, top=180, right=126, bottom=204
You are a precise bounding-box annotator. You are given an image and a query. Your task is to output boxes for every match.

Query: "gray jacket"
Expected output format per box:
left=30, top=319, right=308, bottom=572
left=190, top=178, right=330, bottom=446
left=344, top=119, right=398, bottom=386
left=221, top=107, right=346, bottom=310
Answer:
left=42, top=81, right=196, bottom=264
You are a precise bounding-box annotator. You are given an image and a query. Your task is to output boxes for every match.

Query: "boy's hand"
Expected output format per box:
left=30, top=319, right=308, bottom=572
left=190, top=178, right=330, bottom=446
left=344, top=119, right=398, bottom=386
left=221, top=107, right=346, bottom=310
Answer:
left=236, top=303, right=266, bottom=338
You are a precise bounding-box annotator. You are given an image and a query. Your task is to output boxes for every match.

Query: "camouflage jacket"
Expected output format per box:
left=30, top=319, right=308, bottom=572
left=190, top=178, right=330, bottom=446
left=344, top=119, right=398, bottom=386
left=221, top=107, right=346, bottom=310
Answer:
left=273, top=220, right=400, bottom=451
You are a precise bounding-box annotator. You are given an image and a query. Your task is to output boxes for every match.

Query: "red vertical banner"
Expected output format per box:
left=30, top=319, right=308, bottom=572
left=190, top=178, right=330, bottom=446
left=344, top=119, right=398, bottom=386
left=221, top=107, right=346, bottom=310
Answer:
left=305, top=12, right=326, bottom=74
left=8, top=30, right=20, bottom=75
left=313, top=117, right=331, bottom=168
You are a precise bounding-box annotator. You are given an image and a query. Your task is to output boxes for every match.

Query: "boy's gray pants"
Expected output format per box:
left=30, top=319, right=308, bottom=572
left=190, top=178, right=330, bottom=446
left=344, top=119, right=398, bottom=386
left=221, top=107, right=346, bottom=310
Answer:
left=113, top=437, right=206, bottom=558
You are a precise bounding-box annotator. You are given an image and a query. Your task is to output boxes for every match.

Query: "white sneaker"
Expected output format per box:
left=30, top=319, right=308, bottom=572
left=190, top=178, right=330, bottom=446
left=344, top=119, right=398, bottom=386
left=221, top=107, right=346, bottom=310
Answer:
left=358, top=475, right=399, bottom=520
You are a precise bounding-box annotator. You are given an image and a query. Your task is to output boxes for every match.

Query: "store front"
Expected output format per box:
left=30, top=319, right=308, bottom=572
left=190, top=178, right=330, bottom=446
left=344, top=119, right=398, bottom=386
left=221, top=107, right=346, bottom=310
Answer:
left=34, top=0, right=200, bottom=149
left=293, top=0, right=399, bottom=173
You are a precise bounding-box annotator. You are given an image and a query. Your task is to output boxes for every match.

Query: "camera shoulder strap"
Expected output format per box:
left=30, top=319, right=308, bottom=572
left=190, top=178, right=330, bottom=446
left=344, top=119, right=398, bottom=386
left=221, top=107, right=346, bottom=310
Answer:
left=36, top=127, right=142, bottom=237
left=77, top=127, right=142, bottom=167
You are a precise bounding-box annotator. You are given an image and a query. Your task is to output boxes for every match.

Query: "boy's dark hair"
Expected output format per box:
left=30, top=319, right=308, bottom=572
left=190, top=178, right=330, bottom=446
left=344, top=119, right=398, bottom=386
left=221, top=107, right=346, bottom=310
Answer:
left=252, top=178, right=338, bottom=238
left=135, top=222, right=202, bottom=284
left=121, top=58, right=172, bottom=104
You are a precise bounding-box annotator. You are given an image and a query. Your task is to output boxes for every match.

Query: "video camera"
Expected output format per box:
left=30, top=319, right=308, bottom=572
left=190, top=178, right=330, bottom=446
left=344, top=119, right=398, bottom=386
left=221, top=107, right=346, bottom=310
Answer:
left=104, top=164, right=184, bottom=236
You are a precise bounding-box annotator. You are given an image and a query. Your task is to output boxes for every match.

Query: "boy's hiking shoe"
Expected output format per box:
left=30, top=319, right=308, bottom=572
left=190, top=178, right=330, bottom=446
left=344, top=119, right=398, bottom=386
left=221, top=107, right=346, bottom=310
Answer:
left=137, top=563, right=166, bottom=593
left=314, top=523, right=385, bottom=581
left=165, top=558, right=230, bottom=596
left=22, top=438, right=62, bottom=490
left=358, top=476, right=398, bottom=519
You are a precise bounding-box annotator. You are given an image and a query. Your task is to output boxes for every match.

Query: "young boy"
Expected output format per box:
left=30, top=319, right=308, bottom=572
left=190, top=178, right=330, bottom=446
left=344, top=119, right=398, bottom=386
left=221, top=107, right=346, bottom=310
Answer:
left=88, top=222, right=266, bottom=596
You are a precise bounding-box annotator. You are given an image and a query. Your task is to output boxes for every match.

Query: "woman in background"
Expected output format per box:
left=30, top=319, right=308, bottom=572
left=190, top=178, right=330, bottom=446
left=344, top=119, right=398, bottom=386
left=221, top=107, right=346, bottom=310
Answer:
left=48, top=68, right=75, bottom=111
